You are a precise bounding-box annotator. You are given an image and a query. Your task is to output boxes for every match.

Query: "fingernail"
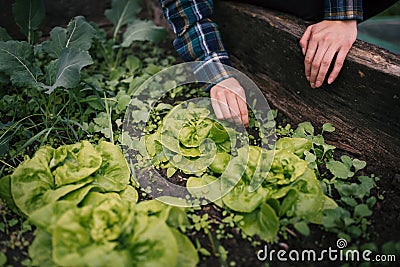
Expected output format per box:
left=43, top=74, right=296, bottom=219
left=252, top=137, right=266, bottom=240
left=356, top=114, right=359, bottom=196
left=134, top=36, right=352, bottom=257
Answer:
left=327, top=78, right=333, bottom=84
left=302, top=48, right=305, bottom=55
left=311, top=83, right=315, bottom=88
left=306, top=76, right=310, bottom=81
left=315, top=81, right=322, bottom=87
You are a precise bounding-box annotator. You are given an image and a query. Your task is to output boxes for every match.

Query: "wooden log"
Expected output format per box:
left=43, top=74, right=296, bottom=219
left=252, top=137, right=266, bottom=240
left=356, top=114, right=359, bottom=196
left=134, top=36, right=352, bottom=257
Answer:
left=213, top=1, right=400, bottom=171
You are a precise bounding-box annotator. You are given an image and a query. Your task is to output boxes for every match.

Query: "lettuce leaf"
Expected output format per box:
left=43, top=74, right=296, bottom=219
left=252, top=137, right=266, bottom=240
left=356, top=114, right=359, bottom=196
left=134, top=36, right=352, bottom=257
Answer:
left=11, top=146, right=55, bottom=215
left=275, top=137, right=312, bottom=158
left=222, top=183, right=269, bottom=213
left=92, top=141, right=130, bottom=192
left=240, top=203, right=279, bottom=243
left=51, top=141, right=102, bottom=186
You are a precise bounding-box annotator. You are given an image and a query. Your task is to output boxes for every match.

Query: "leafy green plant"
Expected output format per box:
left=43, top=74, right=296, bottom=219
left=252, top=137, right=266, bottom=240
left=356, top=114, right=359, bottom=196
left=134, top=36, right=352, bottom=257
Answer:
left=145, top=103, right=235, bottom=177
left=0, top=0, right=172, bottom=168
left=1, top=141, right=198, bottom=267
left=12, top=0, right=45, bottom=44
left=0, top=141, right=132, bottom=216
left=99, top=0, right=167, bottom=71
left=29, top=198, right=198, bottom=267
left=278, top=122, right=378, bottom=242
left=0, top=12, right=95, bottom=93
left=188, top=138, right=337, bottom=242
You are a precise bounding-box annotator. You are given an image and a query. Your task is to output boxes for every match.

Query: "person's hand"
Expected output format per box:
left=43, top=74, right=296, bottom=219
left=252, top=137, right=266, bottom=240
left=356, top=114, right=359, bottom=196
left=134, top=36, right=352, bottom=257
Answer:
left=299, top=20, right=357, bottom=88
left=210, top=77, right=249, bottom=127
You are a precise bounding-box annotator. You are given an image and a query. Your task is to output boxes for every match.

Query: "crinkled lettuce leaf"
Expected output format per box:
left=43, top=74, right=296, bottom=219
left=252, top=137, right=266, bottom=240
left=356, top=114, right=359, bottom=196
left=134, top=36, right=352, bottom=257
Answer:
left=145, top=104, right=235, bottom=176
left=51, top=141, right=102, bottom=186
left=275, top=137, right=312, bottom=158
left=171, top=228, right=199, bottom=267
left=187, top=175, right=223, bottom=207
left=239, top=203, right=279, bottom=243
left=222, top=181, right=270, bottom=213
left=264, top=150, right=308, bottom=185
left=92, top=141, right=130, bottom=192
left=29, top=229, right=55, bottom=267
left=11, top=146, right=55, bottom=215
left=52, top=198, right=134, bottom=266
left=8, top=141, right=131, bottom=216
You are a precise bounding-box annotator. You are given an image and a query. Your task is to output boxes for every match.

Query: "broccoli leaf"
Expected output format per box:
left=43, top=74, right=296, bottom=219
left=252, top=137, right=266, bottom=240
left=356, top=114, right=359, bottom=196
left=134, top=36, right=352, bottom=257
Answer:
left=12, top=0, right=45, bottom=43
left=105, top=0, right=142, bottom=40
left=121, top=20, right=168, bottom=47
left=42, top=16, right=96, bottom=58
left=45, top=48, right=93, bottom=94
left=0, top=41, right=42, bottom=87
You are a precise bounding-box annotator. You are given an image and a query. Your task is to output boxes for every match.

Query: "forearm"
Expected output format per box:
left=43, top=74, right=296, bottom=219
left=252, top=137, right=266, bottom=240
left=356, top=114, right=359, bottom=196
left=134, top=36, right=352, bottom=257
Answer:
left=159, top=0, right=233, bottom=86
left=324, top=0, right=363, bottom=21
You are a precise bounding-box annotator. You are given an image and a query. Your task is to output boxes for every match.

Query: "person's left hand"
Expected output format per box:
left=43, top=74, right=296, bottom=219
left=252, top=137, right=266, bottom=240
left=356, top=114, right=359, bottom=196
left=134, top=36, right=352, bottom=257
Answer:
left=299, top=20, right=357, bottom=88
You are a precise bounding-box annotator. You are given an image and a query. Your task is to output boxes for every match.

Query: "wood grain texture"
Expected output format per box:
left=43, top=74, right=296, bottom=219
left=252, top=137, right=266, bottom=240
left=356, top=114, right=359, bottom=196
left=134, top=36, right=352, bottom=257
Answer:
left=213, top=1, right=400, bottom=171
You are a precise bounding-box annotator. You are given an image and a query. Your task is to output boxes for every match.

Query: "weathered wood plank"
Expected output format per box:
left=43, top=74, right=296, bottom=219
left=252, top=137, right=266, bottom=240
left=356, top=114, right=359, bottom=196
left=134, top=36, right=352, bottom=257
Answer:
left=214, top=1, right=400, bottom=171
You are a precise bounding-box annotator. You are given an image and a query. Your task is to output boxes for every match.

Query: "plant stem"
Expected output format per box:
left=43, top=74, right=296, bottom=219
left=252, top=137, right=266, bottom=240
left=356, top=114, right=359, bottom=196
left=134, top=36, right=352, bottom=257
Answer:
left=0, top=159, right=14, bottom=169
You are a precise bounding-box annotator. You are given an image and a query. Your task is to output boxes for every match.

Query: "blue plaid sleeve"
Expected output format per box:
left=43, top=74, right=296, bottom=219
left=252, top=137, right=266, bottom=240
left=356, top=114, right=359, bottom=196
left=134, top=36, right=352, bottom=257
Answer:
left=159, top=0, right=233, bottom=89
left=324, top=0, right=363, bottom=21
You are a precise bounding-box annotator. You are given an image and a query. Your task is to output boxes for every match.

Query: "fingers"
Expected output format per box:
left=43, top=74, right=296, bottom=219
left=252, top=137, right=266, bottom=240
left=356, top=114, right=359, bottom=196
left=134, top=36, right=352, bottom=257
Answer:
left=211, top=87, right=232, bottom=122
left=315, top=46, right=337, bottom=87
left=209, top=78, right=249, bottom=127
left=299, top=26, right=312, bottom=55
left=309, top=43, right=339, bottom=88
left=210, top=92, right=224, bottom=120
left=225, top=94, right=242, bottom=125
left=328, top=48, right=348, bottom=84
left=301, top=20, right=357, bottom=88
left=304, top=36, right=318, bottom=82
left=236, top=93, right=249, bottom=127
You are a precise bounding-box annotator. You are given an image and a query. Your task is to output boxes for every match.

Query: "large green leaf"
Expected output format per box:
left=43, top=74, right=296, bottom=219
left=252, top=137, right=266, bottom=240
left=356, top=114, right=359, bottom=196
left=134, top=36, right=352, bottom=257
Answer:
left=91, top=141, right=130, bottom=192
left=0, top=41, right=42, bottom=87
left=52, top=201, right=132, bottom=267
left=29, top=201, right=76, bottom=233
left=222, top=181, right=269, bottom=213
left=45, top=48, right=93, bottom=94
left=121, top=20, right=168, bottom=47
left=0, top=176, right=19, bottom=213
left=240, top=203, right=279, bottom=243
left=12, top=0, right=45, bottom=43
left=105, top=0, right=142, bottom=40
left=51, top=141, right=102, bottom=186
left=11, top=146, right=55, bottom=216
left=129, top=216, right=179, bottom=267
left=171, top=228, right=199, bottom=267
left=29, top=230, right=55, bottom=267
left=42, top=16, right=96, bottom=58
left=276, top=137, right=312, bottom=158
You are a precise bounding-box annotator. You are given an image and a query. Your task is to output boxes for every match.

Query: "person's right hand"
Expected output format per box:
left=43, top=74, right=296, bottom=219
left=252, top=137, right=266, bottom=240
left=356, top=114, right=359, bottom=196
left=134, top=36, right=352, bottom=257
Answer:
left=299, top=20, right=357, bottom=88
left=210, top=77, right=249, bottom=127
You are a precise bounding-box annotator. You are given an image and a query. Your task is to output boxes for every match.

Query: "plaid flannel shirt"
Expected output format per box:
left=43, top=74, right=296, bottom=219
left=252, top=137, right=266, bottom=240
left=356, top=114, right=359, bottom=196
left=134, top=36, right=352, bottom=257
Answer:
left=159, top=0, right=363, bottom=89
